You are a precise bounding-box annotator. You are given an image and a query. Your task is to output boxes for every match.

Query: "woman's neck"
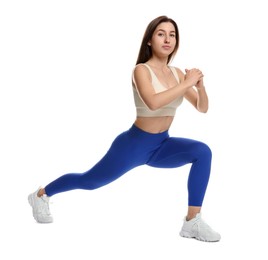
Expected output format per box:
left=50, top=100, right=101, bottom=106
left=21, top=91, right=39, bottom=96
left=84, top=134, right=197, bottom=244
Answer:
left=146, top=58, right=169, bottom=71
left=146, top=60, right=169, bottom=72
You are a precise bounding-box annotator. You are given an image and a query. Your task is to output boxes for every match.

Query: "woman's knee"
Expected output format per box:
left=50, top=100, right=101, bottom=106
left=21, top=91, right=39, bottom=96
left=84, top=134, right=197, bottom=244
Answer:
left=78, top=173, right=107, bottom=190
left=195, top=141, right=212, bottom=159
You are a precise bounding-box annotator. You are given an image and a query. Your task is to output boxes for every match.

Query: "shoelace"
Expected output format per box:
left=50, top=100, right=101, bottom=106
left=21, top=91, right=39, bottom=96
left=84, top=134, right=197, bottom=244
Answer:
left=39, top=196, right=52, bottom=215
left=192, top=217, right=213, bottom=236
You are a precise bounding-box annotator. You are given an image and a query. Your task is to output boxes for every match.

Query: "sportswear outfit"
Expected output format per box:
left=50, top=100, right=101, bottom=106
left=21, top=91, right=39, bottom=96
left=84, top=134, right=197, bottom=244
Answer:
left=28, top=63, right=220, bottom=242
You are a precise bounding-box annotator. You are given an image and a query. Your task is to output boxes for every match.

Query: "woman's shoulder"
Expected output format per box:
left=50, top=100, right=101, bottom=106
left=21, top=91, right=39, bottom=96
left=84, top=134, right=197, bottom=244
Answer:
left=134, top=63, right=150, bottom=71
left=132, top=63, right=152, bottom=84
left=169, top=65, right=184, bottom=75
left=170, top=66, right=185, bottom=82
left=133, top=63, right=151, bottom=76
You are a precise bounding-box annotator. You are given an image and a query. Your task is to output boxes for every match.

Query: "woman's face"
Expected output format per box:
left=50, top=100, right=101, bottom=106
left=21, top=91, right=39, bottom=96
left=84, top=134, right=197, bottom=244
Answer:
left=149, top=22, right=177, bottom=58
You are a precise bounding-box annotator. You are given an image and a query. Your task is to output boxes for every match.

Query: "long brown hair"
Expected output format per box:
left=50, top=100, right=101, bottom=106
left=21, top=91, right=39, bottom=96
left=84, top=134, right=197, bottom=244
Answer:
left=135, top=16, right=180, bottom=65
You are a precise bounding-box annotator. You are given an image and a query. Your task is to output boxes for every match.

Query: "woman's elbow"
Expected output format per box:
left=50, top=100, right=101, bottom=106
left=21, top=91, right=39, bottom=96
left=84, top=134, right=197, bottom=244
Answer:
left=143, top=100, right=159, bottom=111
left=198, top=106, right=209, bottom=113
left=146, top=102, right=162, bottom=111
left=147, top=104, right=159, bottom=111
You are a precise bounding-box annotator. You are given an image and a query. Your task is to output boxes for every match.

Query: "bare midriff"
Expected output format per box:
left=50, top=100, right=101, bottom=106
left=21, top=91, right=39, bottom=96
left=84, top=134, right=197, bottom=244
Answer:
left=134, top=116, right=174, bottom=133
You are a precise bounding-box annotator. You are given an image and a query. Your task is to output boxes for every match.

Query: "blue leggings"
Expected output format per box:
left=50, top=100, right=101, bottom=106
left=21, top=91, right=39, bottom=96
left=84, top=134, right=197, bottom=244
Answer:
left=45, top=124, right=212, bottom=206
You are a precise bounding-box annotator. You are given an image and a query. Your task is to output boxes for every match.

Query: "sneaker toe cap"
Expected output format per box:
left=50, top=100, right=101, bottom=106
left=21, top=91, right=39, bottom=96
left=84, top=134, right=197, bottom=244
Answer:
left=200, top=231, right=221, bottom=242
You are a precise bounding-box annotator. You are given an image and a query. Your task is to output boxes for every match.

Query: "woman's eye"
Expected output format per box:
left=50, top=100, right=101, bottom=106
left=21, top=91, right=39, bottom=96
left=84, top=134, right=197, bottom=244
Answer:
left=170, top=34, right=176, bottom=37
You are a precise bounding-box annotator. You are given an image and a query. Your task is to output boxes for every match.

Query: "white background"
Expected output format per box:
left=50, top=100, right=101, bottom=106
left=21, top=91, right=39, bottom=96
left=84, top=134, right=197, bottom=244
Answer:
left=1, top=0, right=267, bottom=259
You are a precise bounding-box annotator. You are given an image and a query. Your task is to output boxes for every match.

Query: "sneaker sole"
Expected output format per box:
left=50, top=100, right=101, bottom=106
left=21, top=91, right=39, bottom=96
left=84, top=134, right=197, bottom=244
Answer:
left=180, top=230, right=196, bottom=239
left=180, top=230, right=220, bottom=242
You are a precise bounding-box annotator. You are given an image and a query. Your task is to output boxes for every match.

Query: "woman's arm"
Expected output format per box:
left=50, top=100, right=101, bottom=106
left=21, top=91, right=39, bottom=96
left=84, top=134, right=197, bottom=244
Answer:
left=133, top=65, right=201, bottom=111
left=177, top=68, right=209, bottom=113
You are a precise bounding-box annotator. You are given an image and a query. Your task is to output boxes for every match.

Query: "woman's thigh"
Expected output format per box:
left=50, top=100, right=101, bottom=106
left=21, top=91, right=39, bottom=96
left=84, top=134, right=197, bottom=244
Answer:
left=147, top=137, right=212, bottom=168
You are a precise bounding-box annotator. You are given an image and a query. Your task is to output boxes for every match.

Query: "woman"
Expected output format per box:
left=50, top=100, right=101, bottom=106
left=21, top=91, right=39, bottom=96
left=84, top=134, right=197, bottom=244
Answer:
left=28, top=15, right=220, bottom=242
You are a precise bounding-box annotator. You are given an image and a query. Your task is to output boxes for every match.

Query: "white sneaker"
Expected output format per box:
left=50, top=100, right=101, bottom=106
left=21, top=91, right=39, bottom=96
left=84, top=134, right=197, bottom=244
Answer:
left=28, top=187, right=53, bottom=223
left=179, top=213, right=221, bottom=242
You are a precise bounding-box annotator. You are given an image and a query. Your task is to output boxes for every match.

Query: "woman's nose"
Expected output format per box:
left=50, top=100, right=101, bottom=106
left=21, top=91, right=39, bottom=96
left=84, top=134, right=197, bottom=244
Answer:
left=165, top=36, right=170, bottom=43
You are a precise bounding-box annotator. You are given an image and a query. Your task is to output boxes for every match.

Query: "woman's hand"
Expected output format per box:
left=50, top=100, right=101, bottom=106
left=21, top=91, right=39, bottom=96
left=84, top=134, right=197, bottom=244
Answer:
left=184, top=68, right=204, bottom=87
left=195, top=76, right=205, bottom=89
left=183, top=68, right=208, bottom=113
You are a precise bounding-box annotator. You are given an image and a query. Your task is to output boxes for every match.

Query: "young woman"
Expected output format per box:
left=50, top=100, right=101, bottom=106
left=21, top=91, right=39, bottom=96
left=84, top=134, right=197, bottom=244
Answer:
left=28, top=15, right=220, bottom=242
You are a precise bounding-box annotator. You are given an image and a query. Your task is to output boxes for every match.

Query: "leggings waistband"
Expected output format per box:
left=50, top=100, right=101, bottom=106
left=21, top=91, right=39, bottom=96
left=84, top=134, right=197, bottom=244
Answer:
left=129, top=124, right=169, bottom=140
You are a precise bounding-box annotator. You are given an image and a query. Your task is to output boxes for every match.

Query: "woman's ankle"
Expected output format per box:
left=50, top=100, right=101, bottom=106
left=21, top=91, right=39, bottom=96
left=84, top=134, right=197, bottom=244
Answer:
left=37, top=188, right=46, bottom=197
left=186, top=206, right=201, bottom=221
